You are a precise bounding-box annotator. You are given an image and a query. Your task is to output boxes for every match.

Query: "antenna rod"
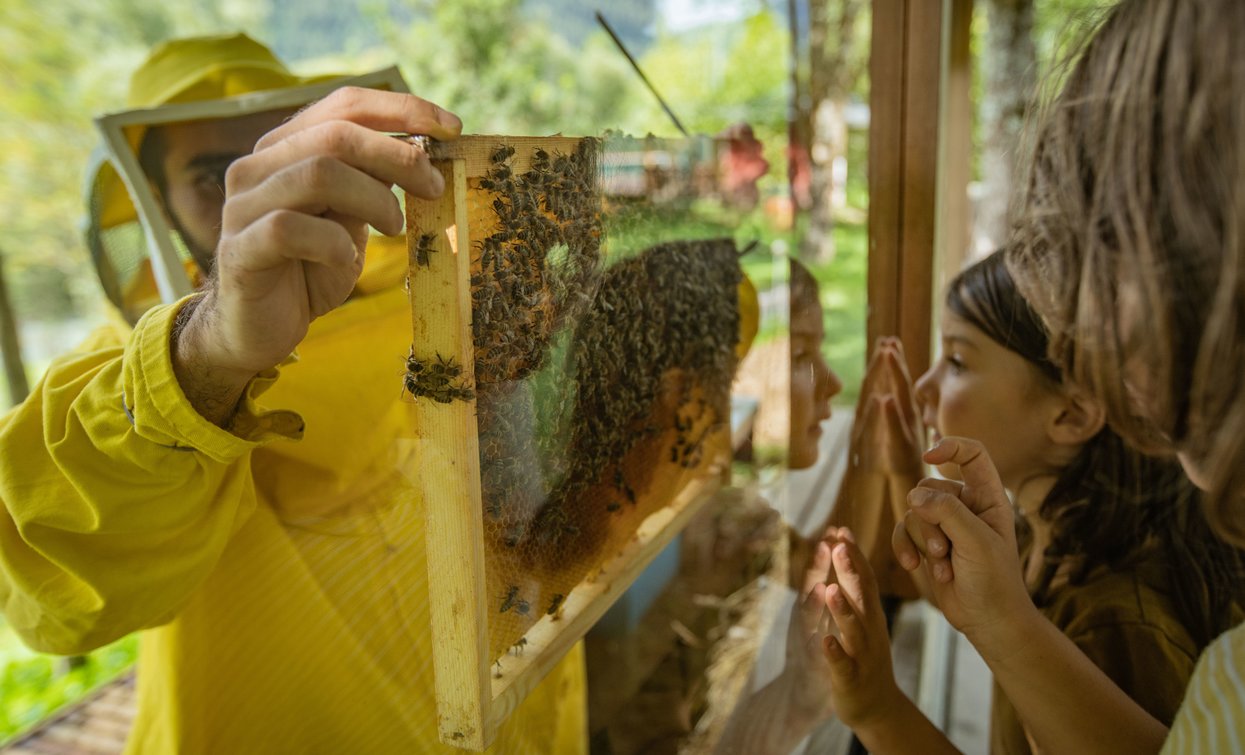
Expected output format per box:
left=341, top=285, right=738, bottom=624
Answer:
left=595, top=10, right=690, bottom=138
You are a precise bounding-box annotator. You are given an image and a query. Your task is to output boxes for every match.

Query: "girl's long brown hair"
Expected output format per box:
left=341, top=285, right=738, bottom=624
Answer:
left=1009, top=0, right=1245, bottom=548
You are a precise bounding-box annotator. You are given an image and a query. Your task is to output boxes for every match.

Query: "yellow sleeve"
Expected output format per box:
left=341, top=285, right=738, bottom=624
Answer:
left=0, top=298, right=301, bottom=655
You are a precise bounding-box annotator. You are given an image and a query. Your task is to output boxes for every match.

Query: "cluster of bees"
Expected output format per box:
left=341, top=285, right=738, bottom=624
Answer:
left=519, top=238, right=745, bottom=563
left=470, top=140, right=603, bottom=387
left=403, top=138, right=602, bottom=407
left=466, top=141, right=608, bottom=566
left=403, top=351, right=474, bottom=403
left=405, top=141, right=745, bottom=653
left=670, top=401, right=716, bottom=469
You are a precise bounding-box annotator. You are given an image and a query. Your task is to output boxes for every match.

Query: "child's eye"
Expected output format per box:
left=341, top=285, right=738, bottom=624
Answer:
left=943, top=353, right=966, bottom=373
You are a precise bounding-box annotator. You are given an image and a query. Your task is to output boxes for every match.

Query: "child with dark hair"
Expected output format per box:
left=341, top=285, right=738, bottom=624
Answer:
left=881, top=0, right=1245, bottom=750
left=812, top=251, right=1243, bottom=754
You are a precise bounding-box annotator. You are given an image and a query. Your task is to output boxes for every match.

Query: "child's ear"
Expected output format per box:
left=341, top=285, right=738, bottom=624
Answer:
left=1048, top=386, right=1106, bottom=446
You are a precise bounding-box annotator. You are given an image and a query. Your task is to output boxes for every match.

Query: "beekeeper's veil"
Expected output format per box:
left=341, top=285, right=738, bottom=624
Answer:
left=85, top=32, right=408, bottom=323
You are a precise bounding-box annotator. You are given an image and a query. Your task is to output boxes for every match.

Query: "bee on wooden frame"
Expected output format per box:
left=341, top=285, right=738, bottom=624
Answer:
left=491, top=144, right=516, bottom=163
left=414, top=232, right=438, bottom=267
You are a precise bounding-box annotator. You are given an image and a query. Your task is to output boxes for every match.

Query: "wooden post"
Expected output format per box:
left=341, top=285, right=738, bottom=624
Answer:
left=0, top=248, right=29, bottom=406
left=867, top=0, right=963, bottom=377
left=867, top=0, right=907, bottom=355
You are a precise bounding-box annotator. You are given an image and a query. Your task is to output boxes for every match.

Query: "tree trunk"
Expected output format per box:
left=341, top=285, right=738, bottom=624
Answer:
left=803, top=0, right=866, bottom=264
left=979, top=0, right=1037, bottom=252
left=0, top=248, right=29, bottom=406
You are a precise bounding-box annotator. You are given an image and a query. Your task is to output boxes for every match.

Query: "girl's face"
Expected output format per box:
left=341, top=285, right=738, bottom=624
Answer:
left=914, top=311, right=1064, bottom=490
left=790, top=300, right=843, bottom=469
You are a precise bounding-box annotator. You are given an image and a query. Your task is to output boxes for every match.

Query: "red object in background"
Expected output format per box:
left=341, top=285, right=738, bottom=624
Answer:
left=719, top=123, right=770, bottom=210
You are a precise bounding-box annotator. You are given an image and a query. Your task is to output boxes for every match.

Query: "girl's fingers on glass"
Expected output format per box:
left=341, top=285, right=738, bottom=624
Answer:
left=803, top=540, right=833, bottom=596
left=825, top=582, right=865, bottom=656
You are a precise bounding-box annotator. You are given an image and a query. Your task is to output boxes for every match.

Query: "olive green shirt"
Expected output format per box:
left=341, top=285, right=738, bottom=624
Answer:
left=990, top=555, right=1207, bottom=755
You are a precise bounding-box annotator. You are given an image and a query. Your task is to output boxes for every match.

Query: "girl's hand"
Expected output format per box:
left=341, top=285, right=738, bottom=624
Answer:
left=852, top=337, right=924, bottom=476
left=787, top=526, right=853, bottom=718
left=891, top=437, right=1038, bottom=663
left=819, top=530, right=905, bottom=730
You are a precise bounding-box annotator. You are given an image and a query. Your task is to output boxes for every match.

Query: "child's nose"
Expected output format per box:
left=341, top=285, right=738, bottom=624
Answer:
left=815, top=357, right=843, bottom=401
left=914, top=366, right=936, bottom=409
left=825, top=365, right=843, bottom=399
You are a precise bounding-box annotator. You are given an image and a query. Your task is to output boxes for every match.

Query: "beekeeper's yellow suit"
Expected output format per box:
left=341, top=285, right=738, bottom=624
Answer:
left=0, top=34, right=585, bottom=753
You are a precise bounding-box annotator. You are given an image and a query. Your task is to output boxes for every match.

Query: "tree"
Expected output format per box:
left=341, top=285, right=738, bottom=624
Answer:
left=0, top=249, right=29, bottom=406
left=372, top=0, right=650, bottom=136
left=801, top=0, right=868, bottom=263
left=0, top=0, right=268, bottom=327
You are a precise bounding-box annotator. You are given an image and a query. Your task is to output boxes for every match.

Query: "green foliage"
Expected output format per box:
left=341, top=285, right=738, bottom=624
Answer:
left=372, top=1, right=652, bottom=136
left=631, top=9, right=788, bottom=139
left=818, top=217, right=867, bottom=403
left=0, top=620, right=137, bottom=742
left=532, top=0, right=657, bottom=51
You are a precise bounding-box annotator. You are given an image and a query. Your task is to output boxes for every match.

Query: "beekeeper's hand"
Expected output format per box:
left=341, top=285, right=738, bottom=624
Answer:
left=172, top=88, right=461, bottom=426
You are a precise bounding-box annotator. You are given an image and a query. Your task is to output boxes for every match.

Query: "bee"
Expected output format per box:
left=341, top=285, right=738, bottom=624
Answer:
left=493, top=660, right=504, bottom=679
left=435, top=353, right=463, bottom=378
left=546, top=593, right=565, bottom=616
left=500, top=586, right=519, bottom=613
left=511, top=191, right=537, bottom=216
left=406, top=351, right=426, bottom=375
left=491, top=144, right=516, bottom=163
left=510, top=638, right=528, bottom=656
left=515, top=599, right=531, bottom=616
left=414, top=232, right=438, bottom=267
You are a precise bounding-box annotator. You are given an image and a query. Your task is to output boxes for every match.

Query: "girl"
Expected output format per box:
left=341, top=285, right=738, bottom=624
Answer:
left=821, top=252, right=1242, bottom=754
left=877, top=0, right=1245, bottom=751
